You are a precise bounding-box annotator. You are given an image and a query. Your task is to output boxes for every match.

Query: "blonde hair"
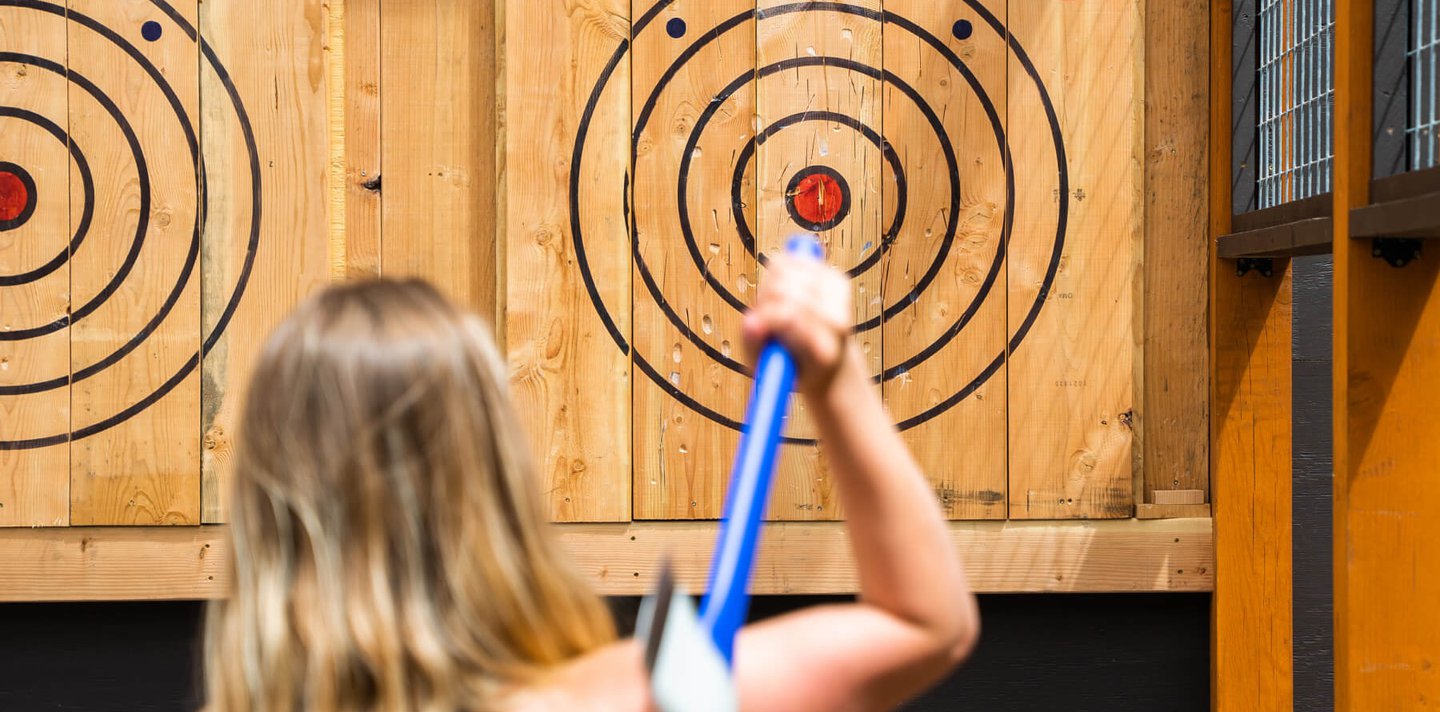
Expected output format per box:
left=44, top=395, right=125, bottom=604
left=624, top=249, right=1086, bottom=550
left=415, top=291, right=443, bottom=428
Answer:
left=204, top=279, right=615, bottom=712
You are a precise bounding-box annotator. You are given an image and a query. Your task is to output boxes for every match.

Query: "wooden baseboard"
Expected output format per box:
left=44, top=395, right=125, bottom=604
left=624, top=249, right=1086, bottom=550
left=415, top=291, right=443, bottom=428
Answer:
left=0, top=526, right=227, bottom=602
left=562, top=519, right=1213, bottom=595
left=0, top=519, right=1213, bottom=601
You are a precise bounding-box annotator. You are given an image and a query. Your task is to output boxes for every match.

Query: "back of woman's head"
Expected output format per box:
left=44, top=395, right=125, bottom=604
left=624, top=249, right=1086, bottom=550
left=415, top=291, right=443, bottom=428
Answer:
left=205, top=279, right=614, bottom=712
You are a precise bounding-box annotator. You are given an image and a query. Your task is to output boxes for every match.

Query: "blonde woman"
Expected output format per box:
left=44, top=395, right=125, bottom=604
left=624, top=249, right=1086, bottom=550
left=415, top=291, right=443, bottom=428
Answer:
left=204, top=255, right=979, bottom=711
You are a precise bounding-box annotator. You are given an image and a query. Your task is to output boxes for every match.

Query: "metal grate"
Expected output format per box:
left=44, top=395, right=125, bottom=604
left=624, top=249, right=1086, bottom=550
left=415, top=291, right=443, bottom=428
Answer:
left=1257, top=0, right=1335, bottom=208
left=1411, top=0, right=1440, bottom=169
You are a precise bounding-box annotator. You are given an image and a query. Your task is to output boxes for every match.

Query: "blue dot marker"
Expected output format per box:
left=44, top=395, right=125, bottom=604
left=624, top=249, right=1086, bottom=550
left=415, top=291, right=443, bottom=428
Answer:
left=141, top=20, right=162, bottom=41
left=952, top=19, right=973, bottom=40
left=666, top=17, right=686, bottom=39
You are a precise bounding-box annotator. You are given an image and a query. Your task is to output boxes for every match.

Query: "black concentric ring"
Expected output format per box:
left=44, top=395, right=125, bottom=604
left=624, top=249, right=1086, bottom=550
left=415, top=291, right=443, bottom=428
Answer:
left=725, top=110, right=906, bottom=279
left=0, top=51, right=160, bottom=369
left=570, top=0, right=1067, bottom=442
left=678, top=105, right=911, bottom=363
left=0, top=109, right=94, bottom=285
left=721, top=61, right=986, bottom=336
left=0, top=0, right=262, bottom=450
left=656, top=51, right=989, bottom=374
left=784, top=166, right=851, bottom=232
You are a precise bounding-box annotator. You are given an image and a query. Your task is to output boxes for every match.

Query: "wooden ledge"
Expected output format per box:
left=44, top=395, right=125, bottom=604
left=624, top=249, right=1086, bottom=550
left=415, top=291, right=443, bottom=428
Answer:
left=0, top=526, right=228, bottom=602
left=1350, top=189, right=1440, bottom=239
left=1230, top=193, right=1332, bottom=232
left=0, top=520, right=1213, bottom=601
left=561, top=519, right=1213, bottom=595
left=1217, top=216, right=1334, bottom=258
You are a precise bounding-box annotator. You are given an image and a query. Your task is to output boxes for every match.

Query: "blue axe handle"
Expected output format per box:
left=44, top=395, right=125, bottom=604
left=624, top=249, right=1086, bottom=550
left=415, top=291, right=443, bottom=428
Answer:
left=699, top=234, right=824, bottom=665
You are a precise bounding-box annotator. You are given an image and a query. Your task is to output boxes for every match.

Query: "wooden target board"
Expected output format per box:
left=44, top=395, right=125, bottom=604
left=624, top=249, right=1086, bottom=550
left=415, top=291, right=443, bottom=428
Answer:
left=506, top=0, right=1142, bottom=522
left=0, top=0, right=328, bottom=526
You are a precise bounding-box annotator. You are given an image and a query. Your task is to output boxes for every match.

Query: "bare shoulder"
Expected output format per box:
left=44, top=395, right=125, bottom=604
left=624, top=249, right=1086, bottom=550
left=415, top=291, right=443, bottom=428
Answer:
left=504, top=640, right=651, bottom=712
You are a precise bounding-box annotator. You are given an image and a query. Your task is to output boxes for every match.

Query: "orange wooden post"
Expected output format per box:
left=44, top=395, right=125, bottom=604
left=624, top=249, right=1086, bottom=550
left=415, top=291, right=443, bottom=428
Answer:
left=1333, top=0, right=1440, bottom=708
left=1209, top=1, right=1296, bottom=709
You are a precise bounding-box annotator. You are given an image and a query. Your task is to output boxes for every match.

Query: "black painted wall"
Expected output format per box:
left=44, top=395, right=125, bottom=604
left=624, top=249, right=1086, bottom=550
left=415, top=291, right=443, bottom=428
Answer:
left=0, top=261, right=1338, bottom=711
left=1293, top=255, right=1335, bottom=711
left=0, top=594, right=1210, bottom=711
left=0, top=601, right=205, bottom=712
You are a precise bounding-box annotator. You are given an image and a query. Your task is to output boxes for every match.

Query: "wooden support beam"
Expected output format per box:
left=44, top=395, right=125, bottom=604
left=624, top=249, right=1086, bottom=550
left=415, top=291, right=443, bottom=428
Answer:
left=0, top=520, right=1214, bottom=602
left=1143, top=0, right=1212, bottom=510
left=1210, top=2, right=1295, bottom=709
left=1334, top=0, right=1440, bottom=708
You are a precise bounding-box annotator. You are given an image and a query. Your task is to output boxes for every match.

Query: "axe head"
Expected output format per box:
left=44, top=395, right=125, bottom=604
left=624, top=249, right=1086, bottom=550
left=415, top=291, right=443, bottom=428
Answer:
left=637, top=561, right=738, bottom=712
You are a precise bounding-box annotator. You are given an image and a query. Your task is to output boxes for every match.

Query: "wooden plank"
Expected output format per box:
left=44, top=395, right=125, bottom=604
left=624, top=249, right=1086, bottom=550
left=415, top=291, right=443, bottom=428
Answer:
left=1135, top=503, right=1211, bottom=520
left=326, top=0, right=345, bottom=280
left=199, top=0, right=333, bottom=522
left=379, top=0, right=497, bottom=314
left=1231, top=193, right=1332, bottom=231
left=630, top=0, right=756, bottom=520
left=504, top=0, right=631, bottom=522
left=0, top=5, right=70, bottom=526
left=492, top=0, right=507, bottom=339
left=880, top=1, right=1008, bottom=520
left=1209, top=1, right=1294, bottom=707
left=1334, top=0, right=1440, bottom=707
left=1143, top=0, right=1210, bottom=506
left=1372, top=164, right=1440, bottom=201
left=1007, top=0, right=1142, bottom=519
left=1212, top=229, right=1295, bottom=708
left=329, top=0, right=383, bottom=280
left=0, top=519, right=1214, bottom=600
left=0, top=526, right=226, bottom=602
left=68, top=0, right=201, bottom=525
left=1151, top=488, right=1204, bottom=505
left=1350, top=191, right=1440, bottom=238
left=756, top=0, right=882, bottom=522
left=561, top=519, right=1213, bottom=595
left=1216, top=217, right=1334, bottom=258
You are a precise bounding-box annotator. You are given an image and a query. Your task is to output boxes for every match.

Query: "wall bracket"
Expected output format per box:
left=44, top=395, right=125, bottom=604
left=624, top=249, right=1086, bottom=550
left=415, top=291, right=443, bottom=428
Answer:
left=1235, top=257, right=1275, bottom=277
left=1371, top=238, right=1421, bottom=268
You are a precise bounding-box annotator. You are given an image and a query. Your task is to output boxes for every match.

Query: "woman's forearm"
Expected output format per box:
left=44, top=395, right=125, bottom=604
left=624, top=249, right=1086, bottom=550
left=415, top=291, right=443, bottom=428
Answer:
left=807, top=344, right=977, bottom=650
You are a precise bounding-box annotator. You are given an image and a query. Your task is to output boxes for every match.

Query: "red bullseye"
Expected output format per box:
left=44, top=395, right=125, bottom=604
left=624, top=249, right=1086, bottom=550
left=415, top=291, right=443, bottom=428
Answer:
left=792, top=173, right=843, bottom=224
left=0, top=169, right=31, bottom=224
left=785, top=166, right=851, bottom=231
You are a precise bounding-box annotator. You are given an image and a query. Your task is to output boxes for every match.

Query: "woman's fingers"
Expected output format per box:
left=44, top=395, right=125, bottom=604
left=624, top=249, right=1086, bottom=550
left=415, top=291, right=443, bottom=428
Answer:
left=741, top=310, right=766, bottom=355
left=740, top=253, right=854, bottom=393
